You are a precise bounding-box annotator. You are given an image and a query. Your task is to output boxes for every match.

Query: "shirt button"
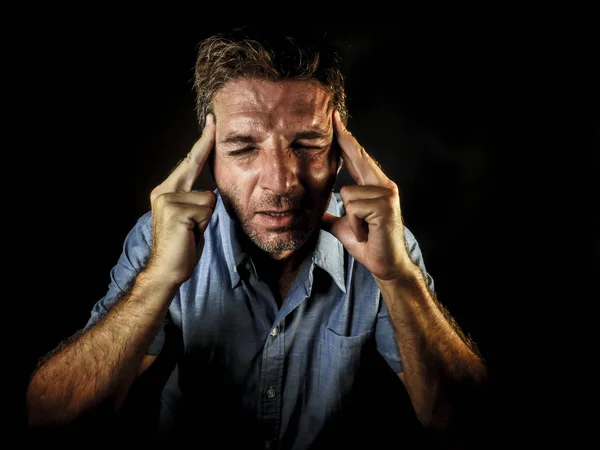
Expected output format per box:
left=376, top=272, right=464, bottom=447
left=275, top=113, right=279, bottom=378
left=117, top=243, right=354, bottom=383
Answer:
left=270, top=327, right=279, bottom=337
left=266, top=387, right=276, bottom=399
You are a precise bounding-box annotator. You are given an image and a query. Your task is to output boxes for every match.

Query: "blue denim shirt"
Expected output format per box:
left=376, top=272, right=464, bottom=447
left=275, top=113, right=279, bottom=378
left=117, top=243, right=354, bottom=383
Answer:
left=85, top=190, right=435, bottom=449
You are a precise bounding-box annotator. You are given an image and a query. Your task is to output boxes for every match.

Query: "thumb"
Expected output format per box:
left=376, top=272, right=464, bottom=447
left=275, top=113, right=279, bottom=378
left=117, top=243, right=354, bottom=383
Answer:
left=321, top=212, right=341, bottom=237
left=322, top=212, right=362, bottom=259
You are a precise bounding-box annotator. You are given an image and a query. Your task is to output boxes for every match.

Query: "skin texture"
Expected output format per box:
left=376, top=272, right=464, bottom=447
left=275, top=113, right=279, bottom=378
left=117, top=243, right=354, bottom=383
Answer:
left=212, top=79, right=340, bottom=258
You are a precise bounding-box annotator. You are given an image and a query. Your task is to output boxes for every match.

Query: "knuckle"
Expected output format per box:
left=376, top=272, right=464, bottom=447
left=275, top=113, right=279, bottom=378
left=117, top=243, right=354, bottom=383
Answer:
left=153, top=192, right=170, bottom=209
left=192, top=190, right=217, bottom=208
left=162, top=202, right=179, bottom=218
left=340, top=185, right=350, bottom=199
left=151, top=191, right=162, bottom=208
left=388, top=181, right=399, bottom=196
left=150, top=186, right=162, bottom=204
left=203, top=190, right=217, bottom=207
left=200, top=205, right=215, bottom=219
left=383, top=195, right=396, bottom=210
left=345, top=200, right=356, bottom=215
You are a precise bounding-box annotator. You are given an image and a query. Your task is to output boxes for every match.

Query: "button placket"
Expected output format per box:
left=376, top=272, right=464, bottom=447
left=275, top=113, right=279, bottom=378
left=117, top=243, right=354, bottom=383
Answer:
left=258, top=318, right=285, bottom=444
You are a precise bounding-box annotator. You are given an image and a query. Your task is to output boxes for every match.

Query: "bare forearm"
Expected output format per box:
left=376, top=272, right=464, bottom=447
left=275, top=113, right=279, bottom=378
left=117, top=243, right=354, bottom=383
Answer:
left=26, top=269, right=179, bottom=427
left=377, top=265, right=488, bottom=427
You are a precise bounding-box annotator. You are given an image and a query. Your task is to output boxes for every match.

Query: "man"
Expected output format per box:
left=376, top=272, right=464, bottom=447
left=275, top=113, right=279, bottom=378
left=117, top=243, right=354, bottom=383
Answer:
left=26, top=27, right=489, bottom=448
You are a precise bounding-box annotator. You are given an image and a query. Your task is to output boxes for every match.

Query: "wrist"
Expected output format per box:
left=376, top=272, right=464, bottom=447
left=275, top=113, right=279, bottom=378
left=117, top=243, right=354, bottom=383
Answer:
left=374, top=263, right=424, bottom=299
left=138, top=265, right=184, bottom=292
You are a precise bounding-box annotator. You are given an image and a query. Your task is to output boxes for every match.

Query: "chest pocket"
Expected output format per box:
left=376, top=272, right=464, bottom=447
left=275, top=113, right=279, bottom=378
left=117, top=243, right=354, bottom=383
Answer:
left=317, top=326, right=375, bottom=405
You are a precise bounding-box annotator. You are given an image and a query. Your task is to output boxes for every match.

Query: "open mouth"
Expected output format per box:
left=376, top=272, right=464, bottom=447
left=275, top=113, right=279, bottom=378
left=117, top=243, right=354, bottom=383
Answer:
left=256, top=209, right=302, bottom=227
left=261, top=211, right=296, bottom=217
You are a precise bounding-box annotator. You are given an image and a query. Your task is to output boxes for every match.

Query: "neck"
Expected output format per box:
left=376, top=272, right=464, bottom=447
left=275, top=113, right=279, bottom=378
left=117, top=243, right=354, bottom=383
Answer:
left=238, top=229, right=319, bottom=303
left=241, top=231, right=318, bottom=275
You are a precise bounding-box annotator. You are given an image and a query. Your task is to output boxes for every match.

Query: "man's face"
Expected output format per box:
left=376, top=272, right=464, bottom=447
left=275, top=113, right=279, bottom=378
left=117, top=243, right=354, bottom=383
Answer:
left=212, top=78, right=340, bottom=258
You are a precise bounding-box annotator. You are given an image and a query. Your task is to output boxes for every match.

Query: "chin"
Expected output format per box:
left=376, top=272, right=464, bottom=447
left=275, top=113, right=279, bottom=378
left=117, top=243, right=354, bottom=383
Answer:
left=246, top=227, right=311, bottom=255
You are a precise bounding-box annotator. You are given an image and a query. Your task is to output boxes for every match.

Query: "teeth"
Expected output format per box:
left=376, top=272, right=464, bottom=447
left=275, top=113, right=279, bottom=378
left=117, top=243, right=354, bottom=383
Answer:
left=267, top=212, right=292, bottom=217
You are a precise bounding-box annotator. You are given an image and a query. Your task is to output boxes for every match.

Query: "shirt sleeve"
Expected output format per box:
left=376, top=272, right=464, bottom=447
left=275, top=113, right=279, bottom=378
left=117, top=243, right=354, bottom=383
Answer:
left=375, top=226, right=435, bottom=373
left=83, top=211, right=169, bottom=355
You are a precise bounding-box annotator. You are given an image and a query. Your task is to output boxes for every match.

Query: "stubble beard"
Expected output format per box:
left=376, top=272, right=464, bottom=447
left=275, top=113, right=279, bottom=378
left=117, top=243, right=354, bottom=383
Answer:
left=219, top=185, right=333, bottom=255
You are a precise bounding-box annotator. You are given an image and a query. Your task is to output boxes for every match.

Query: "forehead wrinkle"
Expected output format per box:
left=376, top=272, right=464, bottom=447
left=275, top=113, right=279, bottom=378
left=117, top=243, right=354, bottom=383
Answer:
left=215, top=79, right=333, bottom=143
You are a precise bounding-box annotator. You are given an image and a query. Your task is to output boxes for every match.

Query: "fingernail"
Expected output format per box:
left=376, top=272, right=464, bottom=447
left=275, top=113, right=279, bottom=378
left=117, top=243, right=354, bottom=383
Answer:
left=334, top=110, right=341, bottom=123
left=206, top=113, right=214, bottom=126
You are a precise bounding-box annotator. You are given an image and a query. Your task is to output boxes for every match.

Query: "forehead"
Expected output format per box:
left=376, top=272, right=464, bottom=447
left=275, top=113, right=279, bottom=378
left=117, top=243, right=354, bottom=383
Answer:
left=212, top=78, right=332, bottom=132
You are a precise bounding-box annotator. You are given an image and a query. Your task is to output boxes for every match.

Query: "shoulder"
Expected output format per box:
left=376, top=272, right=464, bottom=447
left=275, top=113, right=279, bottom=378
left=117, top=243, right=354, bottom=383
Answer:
left=137, top=210, right=153, bottom=230
left=114, top=210, right=154, bottom=251
left=402, top=225, right=419, bottom=249
left=131, top=210, right=153, bottom=245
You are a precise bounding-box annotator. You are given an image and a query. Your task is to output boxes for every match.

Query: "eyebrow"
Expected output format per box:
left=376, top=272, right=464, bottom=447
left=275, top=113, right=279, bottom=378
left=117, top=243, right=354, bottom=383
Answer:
left=294, top=130, right=330, bottom=141
left=220, top=129, right=331, bottom=146
left=220, top=134, right=258, bottom=145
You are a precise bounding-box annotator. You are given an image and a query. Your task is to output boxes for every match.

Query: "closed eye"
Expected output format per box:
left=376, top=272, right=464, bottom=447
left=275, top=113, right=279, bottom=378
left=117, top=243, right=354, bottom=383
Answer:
left=228, top=147, right=257, bottom=156
left=227, top=144, right=326, bottom=157
left=292, top=143, right=326, bottom=151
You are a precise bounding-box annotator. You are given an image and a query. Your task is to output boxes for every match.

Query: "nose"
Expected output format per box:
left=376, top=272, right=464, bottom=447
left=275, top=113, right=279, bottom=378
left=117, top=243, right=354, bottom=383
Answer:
left=259, top=150, right=298, bottom=195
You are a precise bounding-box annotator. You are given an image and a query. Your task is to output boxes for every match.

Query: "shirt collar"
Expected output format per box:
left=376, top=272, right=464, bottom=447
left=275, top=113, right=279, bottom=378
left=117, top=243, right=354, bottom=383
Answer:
left=215, top=189, right=247, bottom=288
left=215, top=189, right=346, bottom=293
left=311, top=197, right=346, bottom=293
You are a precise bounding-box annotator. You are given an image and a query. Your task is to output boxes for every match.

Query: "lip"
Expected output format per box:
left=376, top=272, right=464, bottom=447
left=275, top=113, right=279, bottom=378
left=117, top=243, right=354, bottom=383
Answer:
left=255, top=209, right=301, bottom=228
left=258, top=209, right=297, bottom=214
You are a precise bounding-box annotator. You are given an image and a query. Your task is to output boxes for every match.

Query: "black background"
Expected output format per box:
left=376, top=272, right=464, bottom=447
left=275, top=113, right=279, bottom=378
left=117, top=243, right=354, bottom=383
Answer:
left=14, top=15, right=585, bottom=446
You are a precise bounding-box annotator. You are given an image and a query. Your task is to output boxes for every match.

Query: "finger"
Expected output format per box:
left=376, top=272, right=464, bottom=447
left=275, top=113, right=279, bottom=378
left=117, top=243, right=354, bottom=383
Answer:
left=339, top=186, right=395, bottom=243
left=161, top=113, right=216, bottom=193
left=321, top=212, right=359, bottom=244
left=160, top=203, right=215, bottom=234
left=322, top=212, right=366, bottom=251
left=188, top=205, right=215, bottom=233
left=345, top=201, right=369, bottom=242
left=346, top=196, right=394, bottom=226
left=323, top=208, right=369, bottom=243
left=153, top=191, right=217, bottom=210
left=339, top=185, right=395, bottom=204
left=333, top=110, right=389, bottom=186
left=193, top=206, right=214, bottom=234
left=161, top=203, right=214, bottom=248
left=321, top=212, right=339, bottom=234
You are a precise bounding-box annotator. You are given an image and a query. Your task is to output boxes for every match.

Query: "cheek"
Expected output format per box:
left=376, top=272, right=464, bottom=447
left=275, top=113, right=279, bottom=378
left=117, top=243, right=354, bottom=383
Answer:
left=213, top=155, right=261, bottom=207
left=300, top=152, right=338, bottom=186
left=214, top=155, right=253, bottom=184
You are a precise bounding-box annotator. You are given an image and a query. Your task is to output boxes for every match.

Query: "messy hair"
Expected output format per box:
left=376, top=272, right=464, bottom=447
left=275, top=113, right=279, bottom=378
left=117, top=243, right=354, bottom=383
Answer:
left=193, top=26, right=348, bottom=130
